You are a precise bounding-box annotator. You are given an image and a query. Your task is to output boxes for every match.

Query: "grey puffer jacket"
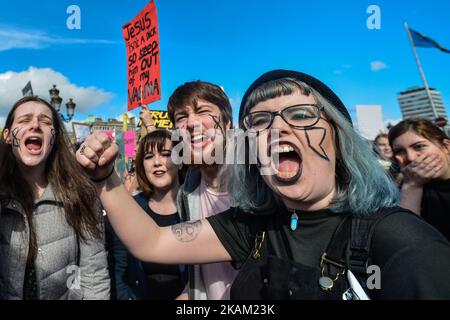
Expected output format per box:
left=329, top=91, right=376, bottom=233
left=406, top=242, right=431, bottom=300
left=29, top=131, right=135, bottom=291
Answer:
left=0, top=185, right=110, bottom=300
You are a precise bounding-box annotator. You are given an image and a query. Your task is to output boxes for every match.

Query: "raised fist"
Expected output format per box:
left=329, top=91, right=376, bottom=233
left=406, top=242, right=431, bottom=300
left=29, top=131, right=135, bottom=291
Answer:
left=76, top=132, right=119, bottom=181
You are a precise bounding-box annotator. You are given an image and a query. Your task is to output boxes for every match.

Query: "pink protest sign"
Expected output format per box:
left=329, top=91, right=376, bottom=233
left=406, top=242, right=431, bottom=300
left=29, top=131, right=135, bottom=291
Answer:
left=124, top=131, right=136, bottom=158
left=102, top=131, right=115, bottom=142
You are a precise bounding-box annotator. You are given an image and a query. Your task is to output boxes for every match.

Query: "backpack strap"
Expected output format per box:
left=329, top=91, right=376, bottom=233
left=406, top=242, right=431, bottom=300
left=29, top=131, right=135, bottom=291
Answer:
left=347, top=206, right=409, bottom=276
left=323, top=206, right=410, bottom=298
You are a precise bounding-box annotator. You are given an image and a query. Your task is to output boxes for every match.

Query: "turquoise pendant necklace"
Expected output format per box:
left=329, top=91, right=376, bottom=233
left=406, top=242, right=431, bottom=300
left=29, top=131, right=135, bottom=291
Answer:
left=290, top=210, right=299, bottom=231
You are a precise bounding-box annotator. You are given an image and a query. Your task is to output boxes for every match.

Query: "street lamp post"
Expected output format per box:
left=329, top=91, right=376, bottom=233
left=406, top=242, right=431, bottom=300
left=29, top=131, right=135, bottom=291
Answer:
left=66, top=98, right=76, bottom=121
left=49, top=85, right=76, bottom=122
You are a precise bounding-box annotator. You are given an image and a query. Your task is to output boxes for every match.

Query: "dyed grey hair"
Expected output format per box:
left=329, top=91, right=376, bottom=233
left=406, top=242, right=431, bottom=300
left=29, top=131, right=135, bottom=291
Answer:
left=227, top=78, right=399, bottom=215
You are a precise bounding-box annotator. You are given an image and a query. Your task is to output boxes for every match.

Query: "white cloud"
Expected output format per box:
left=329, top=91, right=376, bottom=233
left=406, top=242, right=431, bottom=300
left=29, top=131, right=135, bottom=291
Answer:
left=334, top=70, right=342, bottom=75
left=0, top=67, right=114, bottom=116
left=0, top=26, right=116, bottom=52
left=342, top=64, right=352, bottom=69
left=370, top=61, right=388, bottom=72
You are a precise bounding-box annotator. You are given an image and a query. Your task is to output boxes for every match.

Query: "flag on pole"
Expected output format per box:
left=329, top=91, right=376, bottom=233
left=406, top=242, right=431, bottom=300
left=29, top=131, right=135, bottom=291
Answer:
left=22, top=81, right=34, bottom=96
left=409, top=28, right=450, bottom=53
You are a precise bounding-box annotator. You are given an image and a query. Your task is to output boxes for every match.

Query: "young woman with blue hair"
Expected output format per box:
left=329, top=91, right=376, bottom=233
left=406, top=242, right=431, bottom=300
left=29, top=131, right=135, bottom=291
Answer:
left=76, top=70, right=450, bottom=299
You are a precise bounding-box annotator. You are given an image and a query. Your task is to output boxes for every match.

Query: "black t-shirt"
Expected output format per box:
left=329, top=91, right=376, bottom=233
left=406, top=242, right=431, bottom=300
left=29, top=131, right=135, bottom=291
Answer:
left=207, top=207, right=450, bottom=299
left=421, top=179, right=450, bottom=241
left=208, top=208, right=344, bottom=269
left=141, top=208, right=186, bottom=300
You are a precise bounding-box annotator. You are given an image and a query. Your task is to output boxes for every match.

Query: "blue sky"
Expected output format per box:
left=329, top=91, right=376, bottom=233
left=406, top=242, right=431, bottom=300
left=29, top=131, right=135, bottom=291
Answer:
left=1, top=0, right=450, bottom=128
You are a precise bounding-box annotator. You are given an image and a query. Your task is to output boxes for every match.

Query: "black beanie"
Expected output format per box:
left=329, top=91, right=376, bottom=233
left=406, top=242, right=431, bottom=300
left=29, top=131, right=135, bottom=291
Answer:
left=239, top=69, right=352, bottom=126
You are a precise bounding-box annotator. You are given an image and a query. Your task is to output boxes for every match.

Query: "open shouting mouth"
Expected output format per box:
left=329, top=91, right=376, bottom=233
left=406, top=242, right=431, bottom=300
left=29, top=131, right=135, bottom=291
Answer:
left=271, top=141, right=302, bottom=184
left=24, top=136, right=43, bottom=155
left=190, top=133, right=212, bottom=149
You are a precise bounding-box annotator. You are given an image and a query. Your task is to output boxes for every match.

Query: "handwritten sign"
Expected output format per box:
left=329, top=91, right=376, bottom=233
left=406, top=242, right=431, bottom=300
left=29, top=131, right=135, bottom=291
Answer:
left=123, top=1, right=161, bottom=111
left=124, top=131, right=136, bottom=158
left=150, top=110, right=173, bottom=129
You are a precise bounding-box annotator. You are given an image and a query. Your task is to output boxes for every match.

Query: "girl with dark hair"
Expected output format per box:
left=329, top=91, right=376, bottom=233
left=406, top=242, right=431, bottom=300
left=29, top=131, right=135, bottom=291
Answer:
left=0, top=96, right=110, bottom=300
left=108, top=130, right=187, bottom=300
left=389, top=118, right=450, bottom=241
left=77, top=71, right=450, bottom=299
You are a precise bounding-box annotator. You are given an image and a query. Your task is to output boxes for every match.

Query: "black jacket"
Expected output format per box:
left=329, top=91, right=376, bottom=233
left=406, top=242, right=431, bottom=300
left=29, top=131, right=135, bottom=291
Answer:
left=107, top=192, right=187, bottom=300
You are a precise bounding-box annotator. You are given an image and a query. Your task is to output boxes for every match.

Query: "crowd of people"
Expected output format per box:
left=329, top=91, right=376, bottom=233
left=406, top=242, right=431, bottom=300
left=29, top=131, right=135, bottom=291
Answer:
left=1, top=69, right=450, bottom=300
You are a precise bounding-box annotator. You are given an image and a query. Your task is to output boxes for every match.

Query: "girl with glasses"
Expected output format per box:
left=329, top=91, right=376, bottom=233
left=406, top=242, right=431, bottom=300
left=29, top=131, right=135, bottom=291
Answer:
left=76, top=70, right=450, bottom=300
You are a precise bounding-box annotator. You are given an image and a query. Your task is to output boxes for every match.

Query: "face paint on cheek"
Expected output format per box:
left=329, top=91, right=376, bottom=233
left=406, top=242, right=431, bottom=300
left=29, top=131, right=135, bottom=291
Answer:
left=209, top=115, right=226, bottom=137
left=11, top=127, right=25, bottom=149
left=49, top=128, right=56, bottom=147
left=303, top=127, right=330, bottom=161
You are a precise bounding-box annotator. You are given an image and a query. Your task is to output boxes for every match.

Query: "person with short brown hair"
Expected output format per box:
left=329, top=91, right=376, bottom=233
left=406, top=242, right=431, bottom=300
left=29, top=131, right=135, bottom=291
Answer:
left=167, top=81, right=237, bottom=300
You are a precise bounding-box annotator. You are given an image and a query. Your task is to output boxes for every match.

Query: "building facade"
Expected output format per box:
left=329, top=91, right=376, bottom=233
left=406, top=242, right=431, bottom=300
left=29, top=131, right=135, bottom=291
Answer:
left=397, top=86, right=450, bottom=133
left=87, top=116, right=136, bottom=132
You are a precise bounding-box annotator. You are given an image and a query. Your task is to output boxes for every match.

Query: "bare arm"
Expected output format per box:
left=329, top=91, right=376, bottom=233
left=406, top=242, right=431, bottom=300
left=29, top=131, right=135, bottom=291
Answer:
left=76, top=132, right=231, bottom=265
left=139, top=105, right=156, bottom=133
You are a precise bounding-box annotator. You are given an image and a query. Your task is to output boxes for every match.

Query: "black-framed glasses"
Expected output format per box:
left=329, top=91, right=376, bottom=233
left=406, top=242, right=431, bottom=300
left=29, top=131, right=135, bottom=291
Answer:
left=243, top=104, right=324, bottom=132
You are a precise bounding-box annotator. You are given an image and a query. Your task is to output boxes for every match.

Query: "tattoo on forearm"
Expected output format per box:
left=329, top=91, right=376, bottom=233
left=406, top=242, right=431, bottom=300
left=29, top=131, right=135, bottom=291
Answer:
left=171, top=220, right=202, bottom=242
